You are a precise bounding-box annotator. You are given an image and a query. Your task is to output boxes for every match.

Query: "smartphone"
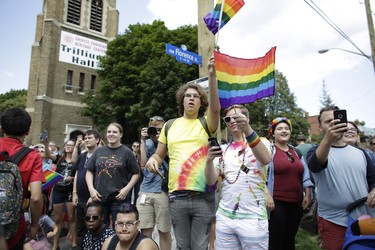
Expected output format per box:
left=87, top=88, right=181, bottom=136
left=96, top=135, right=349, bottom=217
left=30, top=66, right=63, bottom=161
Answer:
left=208, top=137, right=221, bottom=149
left=333, top=109, right=347, bottom=124
left=40, top=130, right=48, bottom=141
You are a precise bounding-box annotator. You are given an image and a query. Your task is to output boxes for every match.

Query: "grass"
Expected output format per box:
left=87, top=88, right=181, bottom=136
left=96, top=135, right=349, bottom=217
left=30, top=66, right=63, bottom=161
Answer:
left=295, top=228, right=321, bottom=250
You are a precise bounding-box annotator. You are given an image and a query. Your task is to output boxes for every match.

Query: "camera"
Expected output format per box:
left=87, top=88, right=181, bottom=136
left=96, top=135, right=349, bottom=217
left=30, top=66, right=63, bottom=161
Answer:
left=147, top=127, right=161, bottom=136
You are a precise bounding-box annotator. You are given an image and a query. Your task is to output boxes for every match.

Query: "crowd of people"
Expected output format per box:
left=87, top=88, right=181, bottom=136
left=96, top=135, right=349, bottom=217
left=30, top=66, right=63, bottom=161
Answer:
left=1, top=56, right=375, bottom=250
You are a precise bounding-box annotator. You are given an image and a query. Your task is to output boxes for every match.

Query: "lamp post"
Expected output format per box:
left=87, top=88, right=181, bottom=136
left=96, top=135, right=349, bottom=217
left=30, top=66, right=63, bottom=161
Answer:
left=318, top=48, right=375, bottom=74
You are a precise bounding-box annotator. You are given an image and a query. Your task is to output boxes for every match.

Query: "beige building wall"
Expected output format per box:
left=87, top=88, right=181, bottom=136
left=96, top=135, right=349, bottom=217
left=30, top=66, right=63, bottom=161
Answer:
left=26, top=0, right=118, bottom=146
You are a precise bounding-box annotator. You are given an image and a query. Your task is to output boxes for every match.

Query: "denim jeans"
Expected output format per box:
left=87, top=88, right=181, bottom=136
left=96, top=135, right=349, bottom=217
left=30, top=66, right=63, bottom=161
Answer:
left=169, top=192, right=216, bottom=250
left=102, top=199, right=131, bottom=229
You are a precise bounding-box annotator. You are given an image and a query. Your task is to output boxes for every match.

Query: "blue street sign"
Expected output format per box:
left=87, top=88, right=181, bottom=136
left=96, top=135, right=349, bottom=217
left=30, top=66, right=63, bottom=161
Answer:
left=166, top=43, right=202, bottom=66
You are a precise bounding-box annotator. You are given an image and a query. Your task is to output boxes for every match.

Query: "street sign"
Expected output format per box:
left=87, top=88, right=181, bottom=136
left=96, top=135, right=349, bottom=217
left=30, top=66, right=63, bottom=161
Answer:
left=166, top=43, right=202, bottom=66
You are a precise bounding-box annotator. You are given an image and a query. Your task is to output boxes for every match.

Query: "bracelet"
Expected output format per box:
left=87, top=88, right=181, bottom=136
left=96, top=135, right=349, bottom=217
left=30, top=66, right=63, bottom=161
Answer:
left=246, top=131, right=261, bottom=148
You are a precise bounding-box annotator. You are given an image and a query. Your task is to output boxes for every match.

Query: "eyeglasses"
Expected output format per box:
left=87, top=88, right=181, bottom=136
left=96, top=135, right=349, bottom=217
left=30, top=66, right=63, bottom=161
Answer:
left=285, top=151, right=295, bottom=163
left=84, top=215, right=100, bottom=222
left=115, top=220, right=139, bottom=229
left=223, top=116, right=235, bottom=123
left=346, top=128, right=358, bottom=133
left=184, top=93, right=201, bottom=99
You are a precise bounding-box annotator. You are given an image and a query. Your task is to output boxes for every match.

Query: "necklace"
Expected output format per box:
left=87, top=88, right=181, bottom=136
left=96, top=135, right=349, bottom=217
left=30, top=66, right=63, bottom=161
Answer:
left=275, top=145, right=295, bottom=163
left=221, top=141, right=247, bottom=184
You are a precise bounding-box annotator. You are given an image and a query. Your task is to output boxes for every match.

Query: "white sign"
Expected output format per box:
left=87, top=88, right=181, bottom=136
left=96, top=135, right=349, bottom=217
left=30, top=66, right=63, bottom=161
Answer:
left=59, top=31, right=107, bottom=69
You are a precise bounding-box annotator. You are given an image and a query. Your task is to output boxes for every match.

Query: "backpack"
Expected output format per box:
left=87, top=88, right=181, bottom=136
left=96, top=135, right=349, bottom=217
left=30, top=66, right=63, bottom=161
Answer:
left=0, top=147, right=32, bottom=239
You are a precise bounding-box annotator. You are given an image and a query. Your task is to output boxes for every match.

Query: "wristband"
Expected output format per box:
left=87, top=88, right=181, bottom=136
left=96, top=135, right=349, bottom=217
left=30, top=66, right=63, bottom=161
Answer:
left=246, top=131, right=261, bottom=148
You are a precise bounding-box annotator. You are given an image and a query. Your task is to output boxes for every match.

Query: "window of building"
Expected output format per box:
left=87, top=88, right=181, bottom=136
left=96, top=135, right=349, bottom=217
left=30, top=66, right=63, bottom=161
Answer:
left=79, top=72, right=85, bottom=92
left=90, top=75, right=96, bottom=90
left=90, top=0, right=103, bottom=32
left=66, top=70, right=73, bottom=91
left=67, top=0, right=81, bottom=25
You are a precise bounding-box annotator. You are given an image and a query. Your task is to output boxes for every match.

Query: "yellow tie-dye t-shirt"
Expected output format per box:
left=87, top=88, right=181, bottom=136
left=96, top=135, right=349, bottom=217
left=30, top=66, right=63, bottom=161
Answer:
left=159, top=117, right=216, bottom=193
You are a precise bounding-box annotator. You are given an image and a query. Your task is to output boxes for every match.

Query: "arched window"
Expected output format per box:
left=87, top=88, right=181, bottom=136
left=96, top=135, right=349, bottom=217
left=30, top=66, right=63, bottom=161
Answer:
left=90, top=0, right=103, bottom=32
left=67, top=0, right=81, bottom=25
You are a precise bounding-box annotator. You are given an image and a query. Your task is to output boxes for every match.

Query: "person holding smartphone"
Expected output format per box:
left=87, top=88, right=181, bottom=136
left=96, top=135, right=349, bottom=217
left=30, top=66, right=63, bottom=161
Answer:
left=307, top=106, right=375, bottom=250
left=205, top=104, right=271, bottom=249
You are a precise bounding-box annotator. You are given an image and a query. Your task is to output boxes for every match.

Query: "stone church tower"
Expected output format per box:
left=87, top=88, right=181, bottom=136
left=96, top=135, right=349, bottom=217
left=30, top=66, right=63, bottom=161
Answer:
left=25, top=0, right=118, bottom=145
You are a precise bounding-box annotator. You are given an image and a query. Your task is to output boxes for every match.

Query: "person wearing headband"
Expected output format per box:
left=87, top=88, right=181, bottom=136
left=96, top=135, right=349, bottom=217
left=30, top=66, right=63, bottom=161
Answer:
left=267, top=117, right=313, bottom=250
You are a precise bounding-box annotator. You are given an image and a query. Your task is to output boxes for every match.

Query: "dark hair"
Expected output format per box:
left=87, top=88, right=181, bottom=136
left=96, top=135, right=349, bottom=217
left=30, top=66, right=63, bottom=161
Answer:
left=175, top=84, right=208, bottom=117
left=0, top=108, right=32, bottom=136
left=318, top=106, right=339, bottom=124
left=85, top=129, right=101, bottom=145
left=116, top=203, right=139, bottom=220
left=223, top=104, right=249, bottom=118
left=86, top=202, right=103, bottom=215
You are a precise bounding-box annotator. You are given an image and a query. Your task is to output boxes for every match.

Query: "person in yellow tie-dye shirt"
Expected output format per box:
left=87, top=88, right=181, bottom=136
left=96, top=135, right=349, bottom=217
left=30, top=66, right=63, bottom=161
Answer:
left=146, top=56, right=220, bottom=250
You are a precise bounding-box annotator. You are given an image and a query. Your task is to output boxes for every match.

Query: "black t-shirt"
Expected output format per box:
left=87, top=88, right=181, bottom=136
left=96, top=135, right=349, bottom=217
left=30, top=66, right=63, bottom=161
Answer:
left=73, top=152, right=90, bottom=202
left=86, top=145, right=139, bottom=202
left=53, top=154, right=75, bottom=193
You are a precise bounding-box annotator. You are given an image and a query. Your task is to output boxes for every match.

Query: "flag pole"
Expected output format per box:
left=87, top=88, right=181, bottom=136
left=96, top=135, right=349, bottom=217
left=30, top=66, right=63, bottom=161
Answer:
left=215, top=0, right=225, bottom=48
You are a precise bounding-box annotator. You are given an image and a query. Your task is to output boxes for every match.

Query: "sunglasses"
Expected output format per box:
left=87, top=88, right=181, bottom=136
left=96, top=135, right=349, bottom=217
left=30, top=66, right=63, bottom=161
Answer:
left=223, top=116, right=235, bottom=123
left=84, top=215, right=100, bottom=222
left=149, top=117, right=164, bottom=122
left=285, top=151, right=295, bottom=163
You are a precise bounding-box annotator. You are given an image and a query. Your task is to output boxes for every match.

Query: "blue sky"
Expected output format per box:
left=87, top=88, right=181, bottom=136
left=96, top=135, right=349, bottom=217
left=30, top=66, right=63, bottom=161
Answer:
left=0, top=0, right=374, bottom=127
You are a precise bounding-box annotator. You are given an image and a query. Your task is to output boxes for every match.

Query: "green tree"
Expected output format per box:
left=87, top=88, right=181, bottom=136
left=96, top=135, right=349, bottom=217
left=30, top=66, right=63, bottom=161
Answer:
left=244, top=71, right=310, bottom=143
left=354, top=119, right=365, bottom=126
left=0, top=89, right=27, bottom=115
left=80, top=21, right=199, bottom=143
left=320, top=80, right=335, bottom=108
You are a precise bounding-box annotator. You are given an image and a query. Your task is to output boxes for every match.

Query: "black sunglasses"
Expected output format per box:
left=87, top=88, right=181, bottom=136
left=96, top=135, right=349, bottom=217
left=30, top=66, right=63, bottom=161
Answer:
left=285, top=151, right=295, bottom=163
left=84, top=215, right=100, bottom=222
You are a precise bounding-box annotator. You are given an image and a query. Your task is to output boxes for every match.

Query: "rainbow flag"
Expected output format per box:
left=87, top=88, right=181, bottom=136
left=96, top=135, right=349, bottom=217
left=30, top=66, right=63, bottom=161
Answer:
left=204, top=0, right=245, bottom=35
left=215, top=47, right=276, bottom=109
left=42, top=169, right=63, bottom=191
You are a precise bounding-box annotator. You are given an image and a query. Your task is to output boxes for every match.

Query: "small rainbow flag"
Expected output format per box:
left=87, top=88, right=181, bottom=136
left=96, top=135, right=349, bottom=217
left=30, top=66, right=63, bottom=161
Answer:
left=215, top=47, right=276, bottom=109
left=204, top=0, right=245, bottom=35
left=42, top=169, right=64, bottom=191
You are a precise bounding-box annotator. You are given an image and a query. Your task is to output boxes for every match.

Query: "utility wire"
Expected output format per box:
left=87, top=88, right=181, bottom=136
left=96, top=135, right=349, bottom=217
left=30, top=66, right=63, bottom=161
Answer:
left=304, top=0, right=372, bottom=62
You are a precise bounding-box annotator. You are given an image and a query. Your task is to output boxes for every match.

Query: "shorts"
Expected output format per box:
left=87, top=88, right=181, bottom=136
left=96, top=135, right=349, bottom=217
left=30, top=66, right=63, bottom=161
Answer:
left=52, top=189, right=72, bottom=204
left=136, top=192, right=171, bottom=232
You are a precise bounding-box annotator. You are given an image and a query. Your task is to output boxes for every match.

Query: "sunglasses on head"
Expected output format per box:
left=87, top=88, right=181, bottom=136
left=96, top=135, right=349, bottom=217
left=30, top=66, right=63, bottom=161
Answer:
left=149, top=117, right=164, bottom=122
left=84, top=215, right=100, bottom=222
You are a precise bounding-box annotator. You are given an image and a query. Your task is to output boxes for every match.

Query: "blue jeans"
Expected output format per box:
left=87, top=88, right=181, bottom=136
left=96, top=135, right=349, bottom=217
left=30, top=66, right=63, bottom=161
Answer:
left=102, top=199, right=131, bottom=229
left=169, top=192, right=216, bottom=250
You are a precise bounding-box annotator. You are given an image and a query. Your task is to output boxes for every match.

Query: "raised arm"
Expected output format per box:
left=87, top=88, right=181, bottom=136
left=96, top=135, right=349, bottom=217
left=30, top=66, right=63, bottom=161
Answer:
left=207, top=55, right=221, bottom=134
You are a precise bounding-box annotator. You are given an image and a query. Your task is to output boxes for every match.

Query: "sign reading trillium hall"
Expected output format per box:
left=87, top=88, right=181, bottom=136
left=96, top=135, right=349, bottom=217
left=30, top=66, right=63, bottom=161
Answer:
left=59, top=31, right=107, bottom=69
left=166, top=44, right=202, bottom=66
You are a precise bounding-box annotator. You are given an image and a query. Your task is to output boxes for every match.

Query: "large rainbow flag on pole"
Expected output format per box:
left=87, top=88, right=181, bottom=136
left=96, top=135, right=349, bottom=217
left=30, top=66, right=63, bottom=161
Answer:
left=204, top=0, right=245, bottom=35
left=215, top=47, right=277, bottom=109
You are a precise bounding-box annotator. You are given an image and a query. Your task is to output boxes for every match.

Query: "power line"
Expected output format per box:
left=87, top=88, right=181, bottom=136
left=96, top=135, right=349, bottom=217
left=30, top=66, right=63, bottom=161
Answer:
left=304, top=0, right=372, bottom=61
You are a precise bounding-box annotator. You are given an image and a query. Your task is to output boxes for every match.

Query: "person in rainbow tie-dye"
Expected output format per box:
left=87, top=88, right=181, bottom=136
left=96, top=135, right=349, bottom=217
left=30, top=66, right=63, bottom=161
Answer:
left=205, top=104, right=271, bottom=250
left=146, top=56, right=221, bottom=250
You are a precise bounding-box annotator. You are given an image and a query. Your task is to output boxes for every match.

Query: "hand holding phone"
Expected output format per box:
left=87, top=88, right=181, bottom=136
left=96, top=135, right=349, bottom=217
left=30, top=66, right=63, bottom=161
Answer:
left=40, top=130, right=48, bottom=141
